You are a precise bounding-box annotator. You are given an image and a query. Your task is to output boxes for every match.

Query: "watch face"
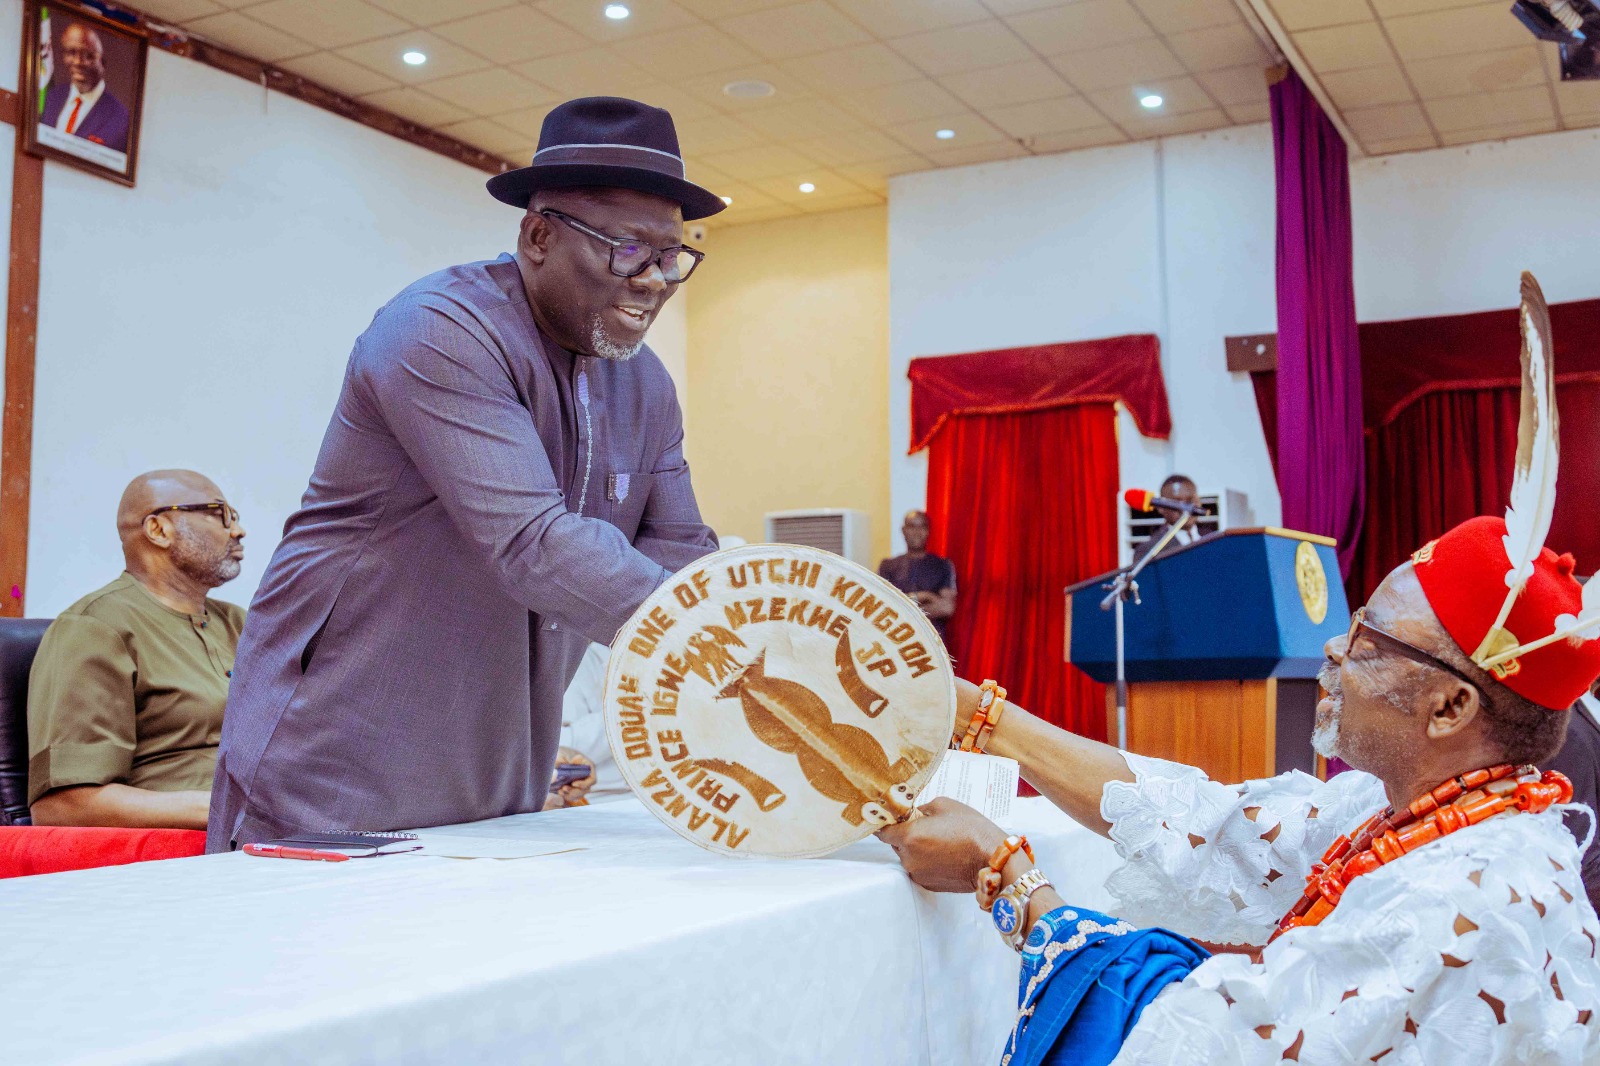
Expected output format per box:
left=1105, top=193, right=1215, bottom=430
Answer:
left=993, top=894, right=1022, bottom=936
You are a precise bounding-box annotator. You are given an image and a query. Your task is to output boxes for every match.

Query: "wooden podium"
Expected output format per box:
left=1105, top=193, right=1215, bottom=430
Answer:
left=1064, top=529, right=1350, bottom=783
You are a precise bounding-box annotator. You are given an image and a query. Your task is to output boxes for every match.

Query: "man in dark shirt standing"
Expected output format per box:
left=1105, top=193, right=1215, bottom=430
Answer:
left=878, top=510, right=957, bottom=643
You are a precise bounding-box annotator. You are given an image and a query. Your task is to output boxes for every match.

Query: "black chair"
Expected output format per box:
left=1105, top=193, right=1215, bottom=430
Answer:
left=0, top=619, right=51, bottom=826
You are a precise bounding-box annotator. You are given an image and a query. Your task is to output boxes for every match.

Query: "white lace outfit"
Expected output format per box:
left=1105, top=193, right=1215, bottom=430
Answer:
left=1099, top=753, right=1600, bottom=1065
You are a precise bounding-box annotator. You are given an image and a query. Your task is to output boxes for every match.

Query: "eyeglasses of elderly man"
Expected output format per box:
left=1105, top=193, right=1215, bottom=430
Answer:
left=1343, top=604, right=1494, bottom=710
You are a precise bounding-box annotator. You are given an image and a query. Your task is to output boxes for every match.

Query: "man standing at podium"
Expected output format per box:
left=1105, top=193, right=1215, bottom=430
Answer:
left=1130, top=473, right=1203, bottom=564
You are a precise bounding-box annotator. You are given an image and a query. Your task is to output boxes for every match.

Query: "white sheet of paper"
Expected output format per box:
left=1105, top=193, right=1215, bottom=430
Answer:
left=400, top=833, right=588, bottom=860
left=915, top=750, right=1017, bottom=823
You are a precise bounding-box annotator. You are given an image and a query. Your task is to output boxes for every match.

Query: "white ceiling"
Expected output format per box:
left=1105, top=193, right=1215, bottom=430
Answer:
left=133, top=0, right=1600, bottom=225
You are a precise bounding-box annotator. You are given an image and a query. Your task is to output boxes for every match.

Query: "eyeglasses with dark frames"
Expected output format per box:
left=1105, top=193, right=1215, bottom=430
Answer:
left=145, top=501, right=242, bottom=529
left=1345, top=605, right=1494, bottom=709
left=539, top=209, right=705, bottom=283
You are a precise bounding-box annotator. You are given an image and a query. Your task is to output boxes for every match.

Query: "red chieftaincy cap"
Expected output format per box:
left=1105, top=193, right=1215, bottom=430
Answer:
left=1413, top=516, right=1600, bottom=710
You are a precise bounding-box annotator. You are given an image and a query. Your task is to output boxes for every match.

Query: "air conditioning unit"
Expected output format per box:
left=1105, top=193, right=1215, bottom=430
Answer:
left=764, top=508, right=873, bottom=566
left=1122, top=488, right=1252, bottom=565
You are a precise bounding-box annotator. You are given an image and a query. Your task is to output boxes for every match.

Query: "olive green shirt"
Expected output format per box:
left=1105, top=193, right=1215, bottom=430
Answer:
left=27, top=573, right=246, bottom=805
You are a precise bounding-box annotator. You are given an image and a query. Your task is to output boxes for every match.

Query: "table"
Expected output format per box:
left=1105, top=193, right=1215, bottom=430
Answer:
left=2, top=797, right=1122, bottom=1066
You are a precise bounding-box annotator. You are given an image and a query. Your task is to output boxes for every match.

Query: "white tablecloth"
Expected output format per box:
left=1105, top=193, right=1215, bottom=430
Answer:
left=2, top=797, right=1122, bottom=1066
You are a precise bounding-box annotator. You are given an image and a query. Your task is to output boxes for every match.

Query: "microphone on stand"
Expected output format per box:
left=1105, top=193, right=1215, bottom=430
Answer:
left=1123, top=488, right=1206, bottom=516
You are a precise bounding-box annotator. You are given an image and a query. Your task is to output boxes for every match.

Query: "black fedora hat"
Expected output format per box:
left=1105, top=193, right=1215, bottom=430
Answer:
left=486, top=96, right=726, bottom=221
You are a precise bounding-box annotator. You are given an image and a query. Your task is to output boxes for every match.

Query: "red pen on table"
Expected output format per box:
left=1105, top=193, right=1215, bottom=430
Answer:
left=242, top=843, right=351, bottom=863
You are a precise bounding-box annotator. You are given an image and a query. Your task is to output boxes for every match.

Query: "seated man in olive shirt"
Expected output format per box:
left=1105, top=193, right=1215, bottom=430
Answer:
left=28, top=470, right=247, bottom=829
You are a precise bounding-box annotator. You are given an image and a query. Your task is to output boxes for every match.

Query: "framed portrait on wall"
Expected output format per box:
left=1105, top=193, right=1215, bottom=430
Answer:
left=20, top=0, right=148, bottom=187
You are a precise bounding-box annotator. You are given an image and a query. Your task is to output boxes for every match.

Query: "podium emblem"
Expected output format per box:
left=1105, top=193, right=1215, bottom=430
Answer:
left=1294, top=541, right=1329, bottom=625
left=604, top=544, right=954, bottom=858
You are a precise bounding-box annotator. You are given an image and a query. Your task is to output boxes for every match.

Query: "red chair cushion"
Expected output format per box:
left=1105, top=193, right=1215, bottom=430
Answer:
left=0, top=826, right=206, bottom=878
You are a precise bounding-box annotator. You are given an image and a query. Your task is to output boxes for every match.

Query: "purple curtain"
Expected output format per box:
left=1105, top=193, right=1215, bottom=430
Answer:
left=1272, top=70, right=1364, bottom=575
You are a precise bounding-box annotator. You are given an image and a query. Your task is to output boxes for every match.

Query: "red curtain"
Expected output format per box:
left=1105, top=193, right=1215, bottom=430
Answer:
left=925, top=404, right=1118, bottom=741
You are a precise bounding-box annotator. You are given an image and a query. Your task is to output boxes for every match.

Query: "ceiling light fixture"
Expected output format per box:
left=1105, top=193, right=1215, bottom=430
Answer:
left=935, top=128, right=955, bottom=140
left=720, top=195, right=733, bottom=205
left=1139, top=92, right=1164, bottom=109
left=798, top=182, right=815, bottom=193
left=723, top=79, right=776, bottom=99
left=402, top=50, right=427, bottom=66
left=605, top=4, right=631, bottom=18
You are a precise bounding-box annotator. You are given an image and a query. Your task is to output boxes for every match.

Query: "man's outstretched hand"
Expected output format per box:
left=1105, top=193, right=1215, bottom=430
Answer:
left=877, top=797, right=1009, bottom=893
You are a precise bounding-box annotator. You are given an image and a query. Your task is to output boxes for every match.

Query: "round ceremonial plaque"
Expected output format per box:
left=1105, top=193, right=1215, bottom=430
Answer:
left=604, top=544, right=956, bottom=858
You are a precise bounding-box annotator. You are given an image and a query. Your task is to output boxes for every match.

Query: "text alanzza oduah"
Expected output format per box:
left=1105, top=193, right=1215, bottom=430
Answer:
left=613, top=556, right=942, bottom=851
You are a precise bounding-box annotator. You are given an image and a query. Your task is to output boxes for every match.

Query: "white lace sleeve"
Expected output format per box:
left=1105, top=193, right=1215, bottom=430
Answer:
left=1100, top=753, right=1388, bottom=945
left=1111, top=813, right=1600, bottom=1066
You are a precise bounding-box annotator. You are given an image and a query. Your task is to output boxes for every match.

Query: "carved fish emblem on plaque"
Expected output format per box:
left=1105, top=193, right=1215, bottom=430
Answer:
left=604, top=544, right=956, bottom=858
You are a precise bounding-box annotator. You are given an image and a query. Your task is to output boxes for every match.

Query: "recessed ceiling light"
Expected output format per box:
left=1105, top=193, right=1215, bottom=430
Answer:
left=720, top=195, right=733, bottom=205
left=798, top=182, right=815, bottom=193
left=723, top=79, right=776, bottom=99
left=935, top=128, right=955, bottom=140
left=1139, top=92, right=1164, bottom=109
left=605, top=3, right=630, bottom=18
left=402, top=50, right=427, bottom=66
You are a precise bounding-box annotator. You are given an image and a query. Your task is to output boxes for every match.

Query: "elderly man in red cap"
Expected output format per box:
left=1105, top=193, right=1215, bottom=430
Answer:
left=884, top=515, right=1600, bottom=1064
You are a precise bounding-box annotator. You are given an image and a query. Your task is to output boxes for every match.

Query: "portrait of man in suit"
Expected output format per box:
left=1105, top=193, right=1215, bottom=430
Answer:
left=40, top=21, right=131, bottom=154
left=23, top=2, right=147, bottom=185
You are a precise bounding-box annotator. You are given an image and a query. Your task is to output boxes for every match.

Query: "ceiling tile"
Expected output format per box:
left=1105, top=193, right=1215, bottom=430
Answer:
left=534, top=0, right=701, bottom=43
left=278, top=51, right=401, bottom=96
left=1143, top=108, right=1233, bottom=135
left=918, top=140, right=1031, bottom=167
left=1423, top=85, right=1554, bottom=132
left=715, top=202, right=807, bottom=226
left=1437, top=116, right=1559, bottom=145
left=183, top=11, right=317, bottom=61
left=890, top=22, right=1035, bottom=77
left=137, top=0, right=224, bottom=21
left=939, top=59, right=1072, bottom=108
left=1089, top=74, right=1213, bottom=122
left=632, top=84, right=721, bottom=121
left=515, top=48, right=661, bottom=95
left=364, top=0, right=517, bottom=22
left=1195, top=64, right=1271, bottom=107
left=1344, top=100, right=1433, bottom=141
left=720, top=1, right=873, bottom=60
left=1384, top=2, right=1530, bottom=62
left=1321, top=64, right=1415, bottom=110
left=494, top=104, right=560, bottom=138
left=245, top=0, right=408, bottom=49
left=735, top=98, right=866, bottom=139
left=1029, top=123, right=1128, bottom=152
left=1166, top=23, right=1274, bottom=72
left=672, top=0, right=794, bottom=17
left=336, top=31, right=493, bottom=86
left=420, top=66, right=557, bottom=114
left=885, top=112, right=1005, bottom=150
left=674, top=114, right=769, bottom=154
left=834, top=78, right=967, bottom=124
left=1129, top=0, right=1240, bottom=35
left=1048, top=37, right=1185, bottom=93
left=835, top=155, right=930, bottom=190
left=792, top=128, right=919, bottom=165
left=1369, top=0, right=1496, bottom=15
left=1360, top=131, right=1437, bottom=153
left=981, top=0, right=1080, bottom=18
left=431, top=7, right=593, bottom=65
left=749, top=170, right=850, bottom=206
left=1005, top=1, right=1153, bottom=56
left=1404, top=45, right=1546, bottom=98
left=610, top=25, right=764, bottom=76
left=779, top=43, right=924, bottom=92
left=701, top=144, right=823, bottom=179
left=672, top=64, right=817, bottom=111
left=707, top=180, right=782, bottom=210
left=1554, top=79, right=1600, bottom=123
left=799, top=191, right=885, bottom=213
left=360, top=86, right=474, bottom=127
left=438, top=117, right=528, bottom=155
left=1267, top=0, right=1373, bottom=32
left=1225, top=99, right=1271, bottom=123
left=827, top=0, right=990, bottom=38
left=980, top=94, right=1106, bottom=137
left=1290, top=23, right=1396, bottom=73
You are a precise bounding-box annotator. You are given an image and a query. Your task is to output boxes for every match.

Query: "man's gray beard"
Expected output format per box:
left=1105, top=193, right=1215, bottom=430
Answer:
left=170, top=525, right=240, bottom=588
left=588, top=314, right=642, bottom=362
left=1312, top=659, right=1343, bottom=759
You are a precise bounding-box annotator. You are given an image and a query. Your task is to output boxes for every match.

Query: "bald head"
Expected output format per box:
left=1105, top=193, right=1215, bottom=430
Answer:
left=60, top=23, right=106, bottom=95
left=117, top=470, right=245, bottom=590
left=902, top=510, right=930, bottom=554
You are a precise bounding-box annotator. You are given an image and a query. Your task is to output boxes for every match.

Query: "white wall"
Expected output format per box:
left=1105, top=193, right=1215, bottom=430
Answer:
left=888, top=125, right=1280, bottom=558
left=13, top=20, right=687, bottom=619
left=888, top=120, right=1600, bottom=558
